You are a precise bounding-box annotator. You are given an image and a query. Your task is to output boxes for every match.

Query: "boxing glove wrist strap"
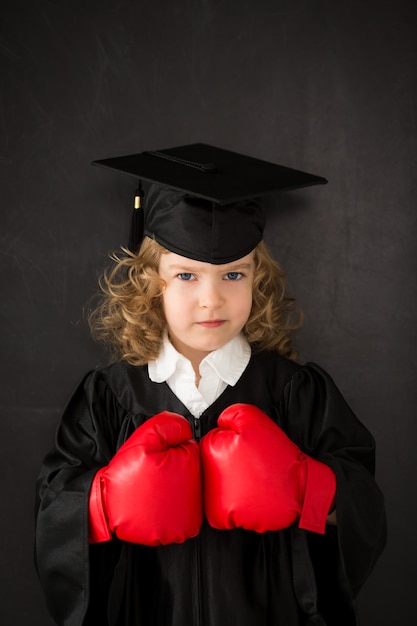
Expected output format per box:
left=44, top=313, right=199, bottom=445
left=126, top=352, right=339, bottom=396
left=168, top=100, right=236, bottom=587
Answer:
left=88, top=469, right=112, bottom=543
left=298, top=455, right=336, bottom=534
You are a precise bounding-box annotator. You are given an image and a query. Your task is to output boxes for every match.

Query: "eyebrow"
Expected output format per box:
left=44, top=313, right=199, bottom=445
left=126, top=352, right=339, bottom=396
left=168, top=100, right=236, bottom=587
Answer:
left=167, top=262, right=253, bottom=272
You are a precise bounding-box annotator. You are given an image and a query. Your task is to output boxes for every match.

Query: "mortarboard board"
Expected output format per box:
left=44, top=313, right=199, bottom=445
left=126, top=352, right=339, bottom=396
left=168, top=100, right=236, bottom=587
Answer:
left=92, top=143, right=327, bottom=264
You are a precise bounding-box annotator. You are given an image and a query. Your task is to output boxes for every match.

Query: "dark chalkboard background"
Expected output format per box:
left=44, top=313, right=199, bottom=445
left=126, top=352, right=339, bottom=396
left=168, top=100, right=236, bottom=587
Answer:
left=1, top=1, right=416, bottom=624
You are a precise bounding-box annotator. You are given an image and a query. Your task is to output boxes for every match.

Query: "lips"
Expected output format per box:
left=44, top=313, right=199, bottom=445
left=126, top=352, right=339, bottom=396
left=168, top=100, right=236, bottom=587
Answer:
left=197, top=320, right=226, bottom=328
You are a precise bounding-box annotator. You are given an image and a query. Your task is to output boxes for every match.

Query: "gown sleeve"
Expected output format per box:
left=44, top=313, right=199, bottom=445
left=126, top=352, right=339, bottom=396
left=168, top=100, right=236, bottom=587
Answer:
left=34, top=371, right=126, bottom=626
left=280, top=363, right=387, bottom=603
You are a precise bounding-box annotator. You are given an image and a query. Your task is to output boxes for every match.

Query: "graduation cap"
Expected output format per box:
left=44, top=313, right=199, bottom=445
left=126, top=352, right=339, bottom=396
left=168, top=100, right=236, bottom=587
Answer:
left=92, top=143, right=327, bottom=264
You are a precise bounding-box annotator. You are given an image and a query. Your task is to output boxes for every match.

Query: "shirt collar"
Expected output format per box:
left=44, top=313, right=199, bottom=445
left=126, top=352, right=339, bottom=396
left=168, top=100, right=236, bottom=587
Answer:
left=148, top=333, right=251, bottom=386
left=201, top=333, right=251, bottom=386
left=148, top=335, right=185, bottom=383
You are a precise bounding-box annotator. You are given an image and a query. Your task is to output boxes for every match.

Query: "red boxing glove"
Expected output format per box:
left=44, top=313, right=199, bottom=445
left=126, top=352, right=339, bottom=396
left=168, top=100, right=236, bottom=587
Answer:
left=200, top=404, right=336, bottom=535
left=88, top=412, right=202, bottom=546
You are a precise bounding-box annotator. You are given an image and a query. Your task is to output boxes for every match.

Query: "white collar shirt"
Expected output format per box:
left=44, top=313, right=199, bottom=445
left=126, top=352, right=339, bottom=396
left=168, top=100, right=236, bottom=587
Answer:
left=148, top=333, right=251, bottom=418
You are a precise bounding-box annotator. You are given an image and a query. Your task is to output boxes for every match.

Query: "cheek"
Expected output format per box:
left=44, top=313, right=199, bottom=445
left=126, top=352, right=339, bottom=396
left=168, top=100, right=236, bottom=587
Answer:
left=240, top=286, right=253, bottom=313
left=161, top=289, right=173, bottom=317
left=243, top=298, right=253, bottom=321
left=162, top=286, right=187, bottom=321
left=229, top=287, right=253, bottom=324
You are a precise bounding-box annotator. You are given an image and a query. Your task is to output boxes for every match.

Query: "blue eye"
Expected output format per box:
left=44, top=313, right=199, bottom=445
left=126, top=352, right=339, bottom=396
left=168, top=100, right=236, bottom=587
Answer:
left=178, top=273, right=195, bottom=281
left=225, top=272, right=242, bottom=281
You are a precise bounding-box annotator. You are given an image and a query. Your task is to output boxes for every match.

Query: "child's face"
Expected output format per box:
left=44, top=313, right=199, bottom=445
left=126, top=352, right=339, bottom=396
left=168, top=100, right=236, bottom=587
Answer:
left=159, top=250, right=254, bottom=368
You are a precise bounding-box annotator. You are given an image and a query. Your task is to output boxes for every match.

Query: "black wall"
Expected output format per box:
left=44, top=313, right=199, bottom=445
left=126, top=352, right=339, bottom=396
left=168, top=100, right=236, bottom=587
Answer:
left=1, top=1, right=416, bottom=624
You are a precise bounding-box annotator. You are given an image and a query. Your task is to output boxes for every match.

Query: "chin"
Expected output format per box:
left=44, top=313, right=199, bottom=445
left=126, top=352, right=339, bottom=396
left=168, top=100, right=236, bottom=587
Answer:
left=198, top=339, right=228, bottom=353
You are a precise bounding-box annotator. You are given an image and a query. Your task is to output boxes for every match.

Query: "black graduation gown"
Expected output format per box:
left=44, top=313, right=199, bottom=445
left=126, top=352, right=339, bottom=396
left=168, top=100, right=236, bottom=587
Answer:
left=34, top=351, right=386, bottom=626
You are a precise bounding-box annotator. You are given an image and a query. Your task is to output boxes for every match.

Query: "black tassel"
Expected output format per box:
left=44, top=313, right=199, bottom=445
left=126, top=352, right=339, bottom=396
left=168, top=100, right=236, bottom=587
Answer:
left=128, top=181, right=144, bottom=252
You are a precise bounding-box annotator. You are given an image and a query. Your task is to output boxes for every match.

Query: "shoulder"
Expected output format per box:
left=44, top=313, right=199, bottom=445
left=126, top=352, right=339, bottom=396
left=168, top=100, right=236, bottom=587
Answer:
left=89, top=359, right=148, bottom=385
left=248, top=349, right=304, bottom=394
left=248, top=351, right=352, bottom=414
left=251, top=351, right=341, bottom=389
left=250, top=349, right=302, bottom=377
left=284, top=360, right=349, bottom=401
left=80, top=360, right=152, bottom=412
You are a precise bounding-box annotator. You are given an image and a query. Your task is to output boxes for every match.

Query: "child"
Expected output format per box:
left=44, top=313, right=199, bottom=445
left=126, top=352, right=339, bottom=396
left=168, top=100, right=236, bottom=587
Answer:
left=35, top=144, right=386, bottom=626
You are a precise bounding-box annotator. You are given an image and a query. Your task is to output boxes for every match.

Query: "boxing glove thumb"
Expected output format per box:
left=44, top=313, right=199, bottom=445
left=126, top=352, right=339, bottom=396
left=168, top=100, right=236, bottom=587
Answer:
left=89, top=411, right=202, bottom=545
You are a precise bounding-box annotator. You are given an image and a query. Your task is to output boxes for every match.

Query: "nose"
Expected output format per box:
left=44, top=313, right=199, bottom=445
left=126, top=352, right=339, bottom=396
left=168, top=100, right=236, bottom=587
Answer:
left=198, top=281, right=224, bottom=310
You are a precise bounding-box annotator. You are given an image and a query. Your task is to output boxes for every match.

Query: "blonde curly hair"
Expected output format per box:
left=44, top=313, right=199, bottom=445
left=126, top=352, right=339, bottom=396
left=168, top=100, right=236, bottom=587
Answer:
left=88, top=237, right=303, bottom=364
